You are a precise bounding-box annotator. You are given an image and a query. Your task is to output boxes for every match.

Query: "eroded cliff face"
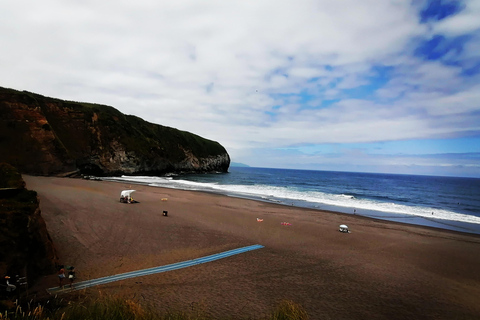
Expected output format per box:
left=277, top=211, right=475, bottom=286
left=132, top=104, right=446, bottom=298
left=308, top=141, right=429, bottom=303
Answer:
left=0, top=87, right=230, bottom=176
left=0, top=163, right=57, bottom=288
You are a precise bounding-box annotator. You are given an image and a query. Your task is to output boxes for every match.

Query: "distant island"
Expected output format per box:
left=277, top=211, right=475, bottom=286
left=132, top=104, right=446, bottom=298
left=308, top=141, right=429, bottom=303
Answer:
left=230, top=162, right=250, bottom=167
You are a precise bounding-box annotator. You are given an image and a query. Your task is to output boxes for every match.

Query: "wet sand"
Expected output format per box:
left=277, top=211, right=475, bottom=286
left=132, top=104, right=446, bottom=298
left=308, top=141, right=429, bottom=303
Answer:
left=24, top=175, right=480, bottom=319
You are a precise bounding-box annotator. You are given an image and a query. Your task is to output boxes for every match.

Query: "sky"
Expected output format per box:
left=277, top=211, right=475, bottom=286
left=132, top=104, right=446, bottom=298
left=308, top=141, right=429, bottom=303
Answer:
left=1, top=0, right=480, bottom=177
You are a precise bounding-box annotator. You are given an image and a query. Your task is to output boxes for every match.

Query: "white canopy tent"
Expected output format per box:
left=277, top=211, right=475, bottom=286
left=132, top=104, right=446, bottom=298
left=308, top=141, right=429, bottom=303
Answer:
left=120, top=190, right=136, bottom=203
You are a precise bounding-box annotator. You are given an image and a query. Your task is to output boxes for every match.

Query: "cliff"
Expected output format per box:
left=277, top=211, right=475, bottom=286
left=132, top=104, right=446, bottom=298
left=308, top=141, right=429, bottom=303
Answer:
left=0, top=163, right=57, bottom=289
left=0, top=87, right=230, bottom=176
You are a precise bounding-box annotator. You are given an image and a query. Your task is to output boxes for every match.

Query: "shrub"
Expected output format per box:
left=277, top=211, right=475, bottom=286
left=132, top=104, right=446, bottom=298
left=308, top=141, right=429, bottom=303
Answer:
left=0, top=297, right=308, bottom=320
left=266, top=300, right=309, bottom=320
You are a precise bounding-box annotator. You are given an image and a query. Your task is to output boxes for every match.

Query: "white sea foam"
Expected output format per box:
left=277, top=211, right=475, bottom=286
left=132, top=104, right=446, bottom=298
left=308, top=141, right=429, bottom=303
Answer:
left=104, top=176, right=480, bottom=225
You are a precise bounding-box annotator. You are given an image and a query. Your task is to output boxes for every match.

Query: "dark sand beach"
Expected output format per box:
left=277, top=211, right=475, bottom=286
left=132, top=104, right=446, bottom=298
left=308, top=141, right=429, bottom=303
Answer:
left=24, top=175, right=480, bottom=319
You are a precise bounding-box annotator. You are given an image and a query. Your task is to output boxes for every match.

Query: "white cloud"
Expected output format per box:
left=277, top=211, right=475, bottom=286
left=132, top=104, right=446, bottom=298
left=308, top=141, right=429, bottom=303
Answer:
left=432, top=0, right=480, bottom=36
left=0, top=0, right=479, bottom=175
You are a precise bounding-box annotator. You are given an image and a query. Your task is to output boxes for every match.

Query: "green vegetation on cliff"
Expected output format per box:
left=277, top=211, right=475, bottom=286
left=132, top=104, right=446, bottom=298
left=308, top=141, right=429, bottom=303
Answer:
left=0, top=163, right=25, bottom=189
left=0, top=87, right=230, bottom=176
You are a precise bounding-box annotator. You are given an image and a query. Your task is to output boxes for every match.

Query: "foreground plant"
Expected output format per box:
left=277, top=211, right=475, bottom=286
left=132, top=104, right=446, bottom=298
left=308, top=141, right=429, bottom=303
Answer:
left=0, top=296, right=308, bottom=320
left=266, top=300, right=309, bottom=320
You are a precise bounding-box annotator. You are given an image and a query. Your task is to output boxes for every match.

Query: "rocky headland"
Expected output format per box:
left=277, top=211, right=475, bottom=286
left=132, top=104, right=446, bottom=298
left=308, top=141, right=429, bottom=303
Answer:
left=0, top=163, right=57, bottom=292
left=0, top=87, right=230, bottom=176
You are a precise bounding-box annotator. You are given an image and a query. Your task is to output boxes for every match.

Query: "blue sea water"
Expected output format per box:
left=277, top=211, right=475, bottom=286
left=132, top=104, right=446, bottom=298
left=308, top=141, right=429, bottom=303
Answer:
left=104, top=167, right=480, bottom=235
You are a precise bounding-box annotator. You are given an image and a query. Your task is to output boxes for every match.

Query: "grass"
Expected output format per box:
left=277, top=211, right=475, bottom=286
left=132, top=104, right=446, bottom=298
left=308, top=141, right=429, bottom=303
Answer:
left=0, top=163, right=25, bottom=189
left=264, top=300, right=308, bottom=320
left=0, top=297, right=308, bottom=320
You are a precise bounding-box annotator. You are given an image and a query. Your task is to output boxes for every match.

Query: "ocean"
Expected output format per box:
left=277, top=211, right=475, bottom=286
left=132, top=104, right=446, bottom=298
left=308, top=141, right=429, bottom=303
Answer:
left=103, top=167, right=480, bottom=235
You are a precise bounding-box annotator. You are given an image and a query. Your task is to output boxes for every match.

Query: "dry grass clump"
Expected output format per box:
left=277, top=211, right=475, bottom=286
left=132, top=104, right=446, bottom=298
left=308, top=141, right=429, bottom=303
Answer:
left=265, top=300, right=308, bottom=320
left=0, top=297, right=308, bottom=320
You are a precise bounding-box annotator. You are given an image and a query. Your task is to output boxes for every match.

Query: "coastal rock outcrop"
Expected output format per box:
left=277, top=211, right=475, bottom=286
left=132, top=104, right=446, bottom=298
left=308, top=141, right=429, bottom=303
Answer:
left=0, top=163, right=57, bottom=289
left=0, top=87, right=230, bottom=176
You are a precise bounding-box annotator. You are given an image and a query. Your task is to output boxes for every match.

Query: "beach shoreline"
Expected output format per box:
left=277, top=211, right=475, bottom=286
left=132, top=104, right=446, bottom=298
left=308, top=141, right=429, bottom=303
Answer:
left=101, top=173, right=480, bottom=236
left=24, top=175, right=480, bottom=319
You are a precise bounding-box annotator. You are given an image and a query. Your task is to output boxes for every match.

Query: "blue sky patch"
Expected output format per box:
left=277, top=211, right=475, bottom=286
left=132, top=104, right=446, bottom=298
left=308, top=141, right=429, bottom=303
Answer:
left=206, top=82, right=214, bottom=93
left=339, top=66, right=392, bottom=100
left=462, top=62, right=480, bottom=76
left=414, top=35, right=470, bottom=62
left=420, top=0, right=464, bottom=23
left=414, top=34, right=480, bottom=76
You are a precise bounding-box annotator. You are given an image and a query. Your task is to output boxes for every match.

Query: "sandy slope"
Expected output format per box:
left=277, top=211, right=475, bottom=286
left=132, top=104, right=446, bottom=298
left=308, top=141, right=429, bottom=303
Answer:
left=24, top=175, right=480, bottom=319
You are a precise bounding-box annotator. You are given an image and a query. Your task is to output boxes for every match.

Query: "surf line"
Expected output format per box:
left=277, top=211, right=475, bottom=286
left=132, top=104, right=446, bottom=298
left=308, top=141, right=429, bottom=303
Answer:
left=47, top=244, right=264, bottom=294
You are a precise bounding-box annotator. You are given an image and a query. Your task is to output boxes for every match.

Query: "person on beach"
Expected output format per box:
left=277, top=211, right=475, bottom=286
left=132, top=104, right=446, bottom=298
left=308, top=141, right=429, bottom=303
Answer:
left=58, top=266, right=66, bottom=287
left=68, top=266, right=76, bottom=288
left=4, top=276, right=16, bottom=293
